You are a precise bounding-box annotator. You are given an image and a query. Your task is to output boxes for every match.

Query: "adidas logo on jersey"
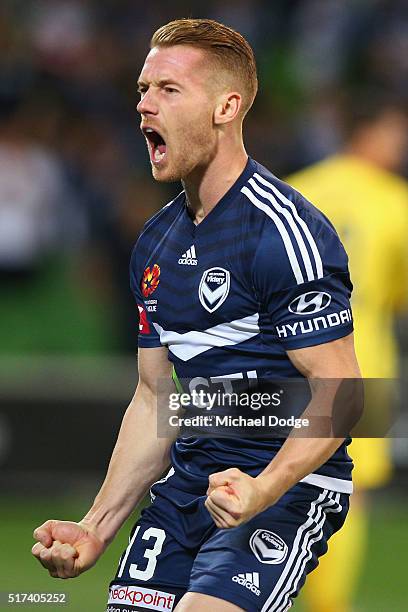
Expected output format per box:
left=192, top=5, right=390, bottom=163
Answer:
left=178, top=245, right=197, bottom=265
left=231, top=572, right=261, bottom=596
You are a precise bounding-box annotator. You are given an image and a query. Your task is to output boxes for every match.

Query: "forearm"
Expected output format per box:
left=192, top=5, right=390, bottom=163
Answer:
left=256, top=436, right=344, bottom=507
left=81, top=385, right=176, bottom=545
left=255, top=377, right=359, bottom=507
left=205, top=337, right=362, bottom=527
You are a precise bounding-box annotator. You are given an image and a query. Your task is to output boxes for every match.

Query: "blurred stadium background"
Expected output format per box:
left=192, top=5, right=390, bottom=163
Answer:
left=1, top=1, right=407, bottom=610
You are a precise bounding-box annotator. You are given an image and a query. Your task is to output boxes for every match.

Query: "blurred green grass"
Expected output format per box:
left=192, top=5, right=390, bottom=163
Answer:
left=0, top=257, right=115, bottom=355
left=0, top=495, right=406, bottom=611
left=0, top=496, right=144, bottom=611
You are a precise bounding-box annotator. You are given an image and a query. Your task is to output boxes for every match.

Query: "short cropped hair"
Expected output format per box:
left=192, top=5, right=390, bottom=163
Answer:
left=151, top=18, right=258, bottom=116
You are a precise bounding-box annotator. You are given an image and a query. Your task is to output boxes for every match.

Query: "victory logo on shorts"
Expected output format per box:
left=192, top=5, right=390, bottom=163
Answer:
left=199, top=267, right=230, bottom=313
left=249, top=529, right=288, bottom=564
left=141, top=264, right=161, bottom=297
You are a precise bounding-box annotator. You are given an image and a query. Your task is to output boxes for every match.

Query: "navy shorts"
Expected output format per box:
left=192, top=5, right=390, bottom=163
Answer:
left=107, top=473, right=349, bottom=612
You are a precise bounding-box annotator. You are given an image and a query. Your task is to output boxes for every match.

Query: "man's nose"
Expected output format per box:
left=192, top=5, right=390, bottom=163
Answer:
left=137, top=90, right=158, bottom=115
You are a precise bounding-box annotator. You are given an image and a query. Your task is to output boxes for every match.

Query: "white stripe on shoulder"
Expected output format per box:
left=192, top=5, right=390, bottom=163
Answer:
left=241, top=185, right=305, bottom=284
left=253, top=173, right=324, bottom=279
left=248, top=177, right=315, bottom=282
left=153, top=313, right=260, bottom=361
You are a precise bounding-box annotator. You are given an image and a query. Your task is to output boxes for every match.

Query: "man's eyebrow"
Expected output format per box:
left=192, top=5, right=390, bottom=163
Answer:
left=137, top=78, right=182, bottom=89
left=157, top=78, right=181, bottom=87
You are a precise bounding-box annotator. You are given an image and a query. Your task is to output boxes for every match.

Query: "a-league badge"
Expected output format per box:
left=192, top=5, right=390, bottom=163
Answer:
left=198, top=267, right=230, bottom=313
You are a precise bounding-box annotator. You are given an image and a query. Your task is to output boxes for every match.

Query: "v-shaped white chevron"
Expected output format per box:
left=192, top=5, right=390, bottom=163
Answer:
left=153, top=313, right=260, bottom=361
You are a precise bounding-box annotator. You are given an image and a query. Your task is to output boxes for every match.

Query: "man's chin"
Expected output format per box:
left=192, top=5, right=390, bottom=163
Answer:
left=151, top=163, right=182, bottom=183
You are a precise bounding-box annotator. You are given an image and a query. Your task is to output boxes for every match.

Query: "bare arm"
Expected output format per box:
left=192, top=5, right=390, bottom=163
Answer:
left=255, top=332, right=362, bottom=505
left=206, top=333, right=362, bottom=528
left=81, top=346, right=174, bottom=544
left=32, top=346, right=176, bottom=577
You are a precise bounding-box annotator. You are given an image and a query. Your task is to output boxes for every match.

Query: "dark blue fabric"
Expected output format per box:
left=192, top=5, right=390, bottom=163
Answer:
left=130, top=157, right=354, bottom=486
left=110, top=477, right=349, bottom=611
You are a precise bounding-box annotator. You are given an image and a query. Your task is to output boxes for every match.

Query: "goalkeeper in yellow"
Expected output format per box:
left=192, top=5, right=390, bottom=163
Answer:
left=288, top=93, right=408, bottom=612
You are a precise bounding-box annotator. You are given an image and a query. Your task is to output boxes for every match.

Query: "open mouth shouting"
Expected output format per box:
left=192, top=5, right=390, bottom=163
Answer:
left=142, top=127, right=167, bottom=164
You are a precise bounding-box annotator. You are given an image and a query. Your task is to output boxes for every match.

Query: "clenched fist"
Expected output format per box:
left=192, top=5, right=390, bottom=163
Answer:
left=32, top=520, right=106, bottom=579
left=205, top=468, right=276, bottom=529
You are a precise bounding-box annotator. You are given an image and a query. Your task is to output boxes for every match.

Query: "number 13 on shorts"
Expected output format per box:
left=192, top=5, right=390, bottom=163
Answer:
left=117, top=526, right=166, bottom=581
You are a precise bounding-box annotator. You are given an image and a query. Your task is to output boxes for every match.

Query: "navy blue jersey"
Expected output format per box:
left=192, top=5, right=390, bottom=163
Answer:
left=131, top=158, right=354, bottom=494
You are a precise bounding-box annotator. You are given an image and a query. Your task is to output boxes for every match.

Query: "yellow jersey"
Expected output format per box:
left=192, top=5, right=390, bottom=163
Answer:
left=288, top=154, right=408, bottom=487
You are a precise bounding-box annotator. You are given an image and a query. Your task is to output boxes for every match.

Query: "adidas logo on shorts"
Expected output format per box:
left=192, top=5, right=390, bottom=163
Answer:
left=232, top=572, right=261, bottom=596
left=178, top=245, right=197, bottom=265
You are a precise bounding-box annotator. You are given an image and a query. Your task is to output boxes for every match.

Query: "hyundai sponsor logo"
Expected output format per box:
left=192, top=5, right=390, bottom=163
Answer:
left=276, top=308, right=352, bottom=338
left=288, top=291, right=332, bottom=315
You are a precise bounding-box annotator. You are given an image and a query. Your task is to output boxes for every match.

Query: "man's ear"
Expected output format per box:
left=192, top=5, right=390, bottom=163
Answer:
left=214, top=92, right=242, bottom=125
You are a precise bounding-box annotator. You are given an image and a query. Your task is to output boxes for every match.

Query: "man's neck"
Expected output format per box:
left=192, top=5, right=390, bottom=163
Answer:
left=182, top=145, right=248, bottom=224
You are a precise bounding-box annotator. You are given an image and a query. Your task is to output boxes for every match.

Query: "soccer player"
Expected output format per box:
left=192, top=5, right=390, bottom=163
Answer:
left=32, top=19, right=361, bottom=612
left=288, top=94, right=408, bottom=612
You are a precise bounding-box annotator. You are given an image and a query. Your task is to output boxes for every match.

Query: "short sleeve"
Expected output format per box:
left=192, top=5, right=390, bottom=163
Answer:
left=130, top=243, right=162, bottom=349
left=253, top=215, right=354, bottom=350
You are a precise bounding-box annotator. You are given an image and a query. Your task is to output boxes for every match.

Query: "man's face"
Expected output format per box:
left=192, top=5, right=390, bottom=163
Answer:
left=137, top=45, right=219, bottom=182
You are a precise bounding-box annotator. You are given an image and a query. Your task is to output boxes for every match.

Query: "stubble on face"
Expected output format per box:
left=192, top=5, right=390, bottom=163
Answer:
left=152, top=107, right=216, bottom=183
left=141, top=46, right=222, bottom=183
